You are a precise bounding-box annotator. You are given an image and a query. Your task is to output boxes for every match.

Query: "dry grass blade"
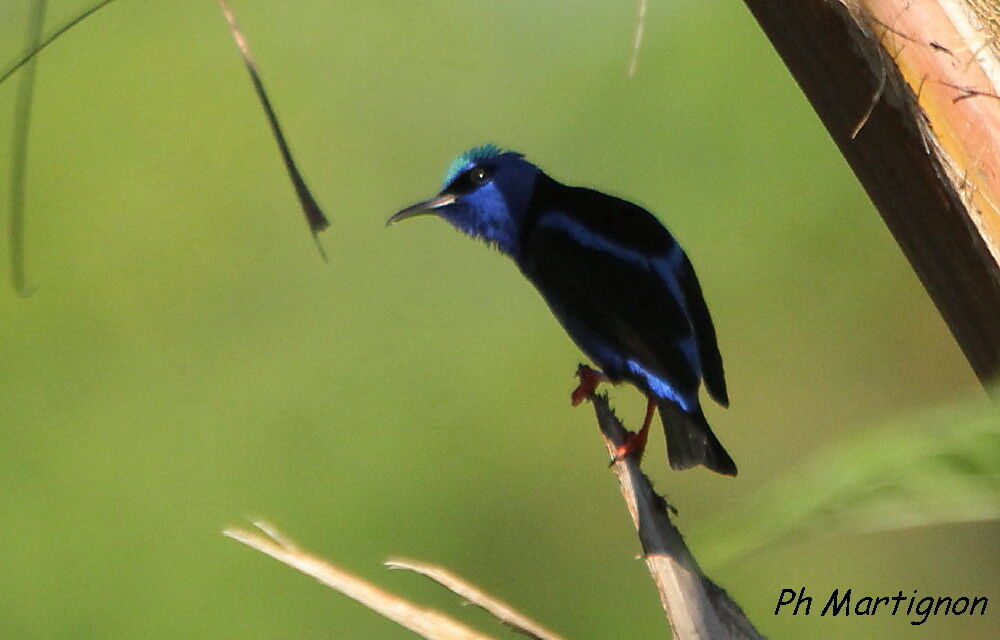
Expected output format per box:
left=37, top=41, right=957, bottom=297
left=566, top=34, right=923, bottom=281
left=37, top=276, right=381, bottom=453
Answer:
left=8, top=0, right=47, bottom=296
left=627, top=0, right=648, bottom=78
left=224, top=521, right=497, bottom=640
left=591, top=394, right=764, bottom=640
left=0, top=0, right=116, bottom=87
left=217, top=0, right=330, bottom=254
left=385, top=558, right=567, bottom=640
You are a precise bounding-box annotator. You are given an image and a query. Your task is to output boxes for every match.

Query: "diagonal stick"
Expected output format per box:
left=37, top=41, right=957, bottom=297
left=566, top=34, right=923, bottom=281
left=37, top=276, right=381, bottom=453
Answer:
left=217, top=0, right=330, bottom=256
left=225, top=521, right=497, bottom=640
left=0, top=0, right=116, bottom=87
left=386, top=558, right=567, bottom=640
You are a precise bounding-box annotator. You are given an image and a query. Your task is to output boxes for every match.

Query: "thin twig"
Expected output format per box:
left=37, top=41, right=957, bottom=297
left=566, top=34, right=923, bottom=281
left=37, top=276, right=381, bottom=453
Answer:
left=8, top=0, right=47, bottom=296
left=627, top=0, right=649, bottom=78
left=217, top=0, right=330, bottom=255
left=591, top=394, right=764, bottom=640
left=386, top=558, right=566, bottom=640
left=0, top=0, right=116, bottom=87
left=224, top=521, right=497, bottom=640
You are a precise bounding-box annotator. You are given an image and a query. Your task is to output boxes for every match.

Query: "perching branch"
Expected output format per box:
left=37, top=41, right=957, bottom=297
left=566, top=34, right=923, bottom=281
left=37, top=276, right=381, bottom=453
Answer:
left=741, top=0, right=1000, bottom=386
left=225, top=394, right=765, bottom=640
left=590, top=394, right=765, bottom=640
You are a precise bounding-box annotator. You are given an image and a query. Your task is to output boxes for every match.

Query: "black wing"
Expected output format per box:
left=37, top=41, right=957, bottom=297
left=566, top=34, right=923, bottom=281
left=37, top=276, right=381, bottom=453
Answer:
left=518, top=183, right=727, bottom=407
left=675, top=252, right=728, bottom=406
left=518, top=206, right=699, bottom=398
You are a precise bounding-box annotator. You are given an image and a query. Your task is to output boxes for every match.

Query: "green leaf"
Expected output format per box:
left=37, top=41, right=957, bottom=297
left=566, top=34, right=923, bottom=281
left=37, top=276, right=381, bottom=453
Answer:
left=694, top=392, right=1000, bottom=566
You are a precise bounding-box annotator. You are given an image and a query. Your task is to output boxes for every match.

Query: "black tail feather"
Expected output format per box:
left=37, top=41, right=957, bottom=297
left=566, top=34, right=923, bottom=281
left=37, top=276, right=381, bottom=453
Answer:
left=657, top=399, right=737, bottom=476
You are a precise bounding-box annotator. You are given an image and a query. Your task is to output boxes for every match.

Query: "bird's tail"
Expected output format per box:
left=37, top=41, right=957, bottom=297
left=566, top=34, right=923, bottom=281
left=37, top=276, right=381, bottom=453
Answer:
left=657, top=399, right=737, bottom=476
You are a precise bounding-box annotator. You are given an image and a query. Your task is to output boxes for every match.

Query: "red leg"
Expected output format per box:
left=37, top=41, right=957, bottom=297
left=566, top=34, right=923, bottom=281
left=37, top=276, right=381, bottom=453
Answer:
left=611, top=397, right=655, bottom=463
left=571, top=364, right=609, bottom=406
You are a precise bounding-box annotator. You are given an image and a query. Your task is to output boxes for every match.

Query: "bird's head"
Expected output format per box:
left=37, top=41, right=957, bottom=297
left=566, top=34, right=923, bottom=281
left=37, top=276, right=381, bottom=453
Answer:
left=387, top=144, right=539, bottom=254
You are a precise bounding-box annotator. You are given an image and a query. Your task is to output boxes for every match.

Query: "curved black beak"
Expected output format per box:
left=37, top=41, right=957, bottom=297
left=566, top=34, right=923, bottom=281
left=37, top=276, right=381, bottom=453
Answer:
left=386, top=193, right=457, bottom=226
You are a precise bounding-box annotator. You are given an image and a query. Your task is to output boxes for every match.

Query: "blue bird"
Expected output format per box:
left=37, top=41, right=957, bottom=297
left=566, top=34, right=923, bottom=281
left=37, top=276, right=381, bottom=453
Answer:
left=388, top=145, right=736, bottom=475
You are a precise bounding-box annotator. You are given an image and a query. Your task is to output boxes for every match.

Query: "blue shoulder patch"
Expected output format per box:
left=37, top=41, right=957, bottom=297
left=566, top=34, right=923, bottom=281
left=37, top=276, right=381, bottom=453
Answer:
left=442, top=144, right=502, bottom=187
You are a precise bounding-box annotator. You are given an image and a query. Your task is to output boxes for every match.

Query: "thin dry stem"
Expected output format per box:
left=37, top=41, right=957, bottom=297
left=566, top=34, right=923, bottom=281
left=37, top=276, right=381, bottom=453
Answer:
left=224, top=522, right=496, bottom=640
left=628, top=0, right=649, bottom=78
left=8, top=0, right=46, bottom=296
left=0, top=0, right=116, bottom=87
left=217, top=0, right=330, bottom=249
left=385, top=558, right=566, bottom=640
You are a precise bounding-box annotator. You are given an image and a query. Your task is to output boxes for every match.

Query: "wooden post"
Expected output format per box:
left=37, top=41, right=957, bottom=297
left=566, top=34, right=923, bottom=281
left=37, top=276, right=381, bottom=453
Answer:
left=741, top=0, right=1000, bottom=386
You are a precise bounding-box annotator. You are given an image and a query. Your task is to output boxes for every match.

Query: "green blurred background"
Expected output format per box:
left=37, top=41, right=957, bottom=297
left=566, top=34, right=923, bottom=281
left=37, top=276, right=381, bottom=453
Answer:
left=1, top=1, right=995, bottom=638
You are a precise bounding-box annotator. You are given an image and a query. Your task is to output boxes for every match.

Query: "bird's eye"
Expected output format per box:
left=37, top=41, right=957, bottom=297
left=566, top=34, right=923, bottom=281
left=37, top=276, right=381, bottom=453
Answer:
left=470, top=167, right=488, bottom=184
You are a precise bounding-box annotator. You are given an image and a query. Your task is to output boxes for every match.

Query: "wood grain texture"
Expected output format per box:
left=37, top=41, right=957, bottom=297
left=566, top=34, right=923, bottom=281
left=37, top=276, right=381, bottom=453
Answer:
left=742, top=0, right=1000, bottom=385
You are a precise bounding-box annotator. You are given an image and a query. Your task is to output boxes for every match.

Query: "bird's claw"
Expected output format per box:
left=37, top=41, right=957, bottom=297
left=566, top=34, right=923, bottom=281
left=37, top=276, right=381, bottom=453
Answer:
left=608, top=426, right=650, bottom=466
left=608, top=398, right=656, bottom=466
left=571, top=364, right=607, bottom=406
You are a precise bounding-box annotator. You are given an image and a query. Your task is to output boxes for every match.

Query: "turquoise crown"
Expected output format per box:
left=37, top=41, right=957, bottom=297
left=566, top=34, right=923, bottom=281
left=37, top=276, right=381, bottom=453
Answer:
left=442, top=144, right=503, bottom=187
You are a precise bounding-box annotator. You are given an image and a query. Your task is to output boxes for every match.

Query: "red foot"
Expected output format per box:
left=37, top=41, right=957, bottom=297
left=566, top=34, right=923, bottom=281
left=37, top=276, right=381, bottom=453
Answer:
left=610, top=398, right=656, bottom=464
left=571, top=364, right=608, bottom=406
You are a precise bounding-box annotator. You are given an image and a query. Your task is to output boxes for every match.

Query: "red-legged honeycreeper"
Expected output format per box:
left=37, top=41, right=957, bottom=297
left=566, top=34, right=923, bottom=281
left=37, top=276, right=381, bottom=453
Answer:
left=388, top=145, right=736, bottom=476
